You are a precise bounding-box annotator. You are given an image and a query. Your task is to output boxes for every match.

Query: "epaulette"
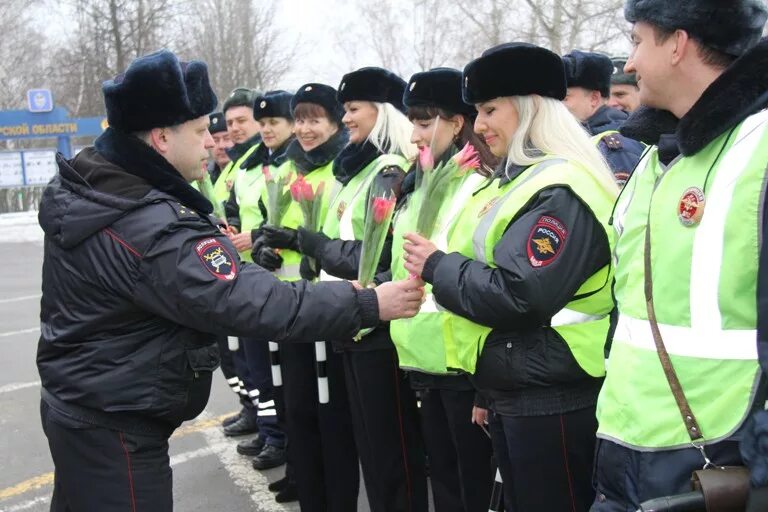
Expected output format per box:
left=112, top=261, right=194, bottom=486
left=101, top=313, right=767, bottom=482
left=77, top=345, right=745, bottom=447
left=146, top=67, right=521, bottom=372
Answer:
left=602, top=133, right=624, bottom=150
left=170, top=202, right=200, bottom=220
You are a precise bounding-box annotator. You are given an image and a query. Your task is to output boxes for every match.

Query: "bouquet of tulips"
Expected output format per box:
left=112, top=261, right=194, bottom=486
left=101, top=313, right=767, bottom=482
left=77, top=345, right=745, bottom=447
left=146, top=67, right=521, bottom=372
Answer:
left=290, top=175, right=326, bottom=274
left=358, top=184, right=397, bottom=288
left=263, top=165, right=294, bottom=226
left=415, top=142, right=481, bottom=239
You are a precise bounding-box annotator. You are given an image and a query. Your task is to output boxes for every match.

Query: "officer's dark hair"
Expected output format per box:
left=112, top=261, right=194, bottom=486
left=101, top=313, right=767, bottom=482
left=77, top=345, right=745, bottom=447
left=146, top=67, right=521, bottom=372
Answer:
left=293, top=102, right=341, bottom=128
left=407, top=104, right=497, bottom=176
left=651, top=26, right=736, bottom=69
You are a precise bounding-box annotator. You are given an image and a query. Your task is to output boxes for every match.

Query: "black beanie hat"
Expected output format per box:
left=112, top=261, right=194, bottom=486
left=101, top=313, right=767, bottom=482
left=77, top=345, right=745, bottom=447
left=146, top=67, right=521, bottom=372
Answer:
left=625, top=0, right=768, bottom=57
left=337, top=67, right=407, bottom=113
left=208, top=111, right=227, bottom=134
left=404, top=68, right=475, bottom=116
left=253, top=90, right=294, bottom=120
left=102, top=49, right=217, bottom=132
left=463, top=43, right=567, bottom=104
left=610, top=57, right=637, bottom=87
left=291, top=83, right=344, bottom=124
left=222, top=87, right=259, bottom=115
left=562, top=50, right=614, bottom=97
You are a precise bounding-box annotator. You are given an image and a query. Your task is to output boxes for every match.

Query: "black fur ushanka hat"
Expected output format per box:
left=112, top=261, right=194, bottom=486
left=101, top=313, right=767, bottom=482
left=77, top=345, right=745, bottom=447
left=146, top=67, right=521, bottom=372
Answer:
left=625, top=0, right=768, bottom=57
left=291, top=83, right=344, bottom=124
left=463, top=43, right=567, bottom=104
left=337, top=67, right=407, bottom=113
left=102, top=49, right=217, bottom=132
left=404, top=68, right=475, bottom=116
left=253, top=90, right=294, bottom=120
left=562, top=50, right=614, bottom=97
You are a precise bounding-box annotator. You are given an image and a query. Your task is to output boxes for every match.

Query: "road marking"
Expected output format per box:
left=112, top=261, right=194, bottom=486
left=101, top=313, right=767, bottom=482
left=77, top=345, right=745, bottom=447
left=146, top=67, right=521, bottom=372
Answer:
left=198, top=412, right=294, bottom=511
left=0, top=382, right=40, bottom=395
left=2, top=493, right=50, bottom=511
left=0, top=412, right=236, bottom=503
left=1, top=444, right=228, bottom=511
left=0, top=328, right=39, bottom=339
left=0, top=294, right=41, bottom=305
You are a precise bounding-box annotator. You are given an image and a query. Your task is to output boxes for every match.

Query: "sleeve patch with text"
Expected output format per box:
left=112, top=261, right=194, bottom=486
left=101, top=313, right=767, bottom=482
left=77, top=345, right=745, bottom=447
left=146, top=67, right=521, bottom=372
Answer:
left=195, top=238, right=237, bottom=280
left=527, top=216, right=567, bottom=268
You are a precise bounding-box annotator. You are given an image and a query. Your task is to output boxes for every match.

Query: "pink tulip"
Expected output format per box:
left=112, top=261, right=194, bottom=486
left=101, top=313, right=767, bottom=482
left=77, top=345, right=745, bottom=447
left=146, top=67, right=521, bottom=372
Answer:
left=418, top=146, right=434, bottom=172
left=372, top=196, right=396, bottom=224
left=290, top=178, right=303, bottom=202
left=452, top=142, right=479, bottom=169
left=262, top=165, right=273, bottom=182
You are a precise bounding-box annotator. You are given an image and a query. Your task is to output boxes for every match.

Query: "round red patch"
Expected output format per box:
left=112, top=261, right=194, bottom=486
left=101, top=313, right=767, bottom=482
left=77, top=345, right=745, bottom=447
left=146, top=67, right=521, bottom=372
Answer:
left=678, top=187, right=705, bottom=226
left=527, top=216, right=567, bottom=268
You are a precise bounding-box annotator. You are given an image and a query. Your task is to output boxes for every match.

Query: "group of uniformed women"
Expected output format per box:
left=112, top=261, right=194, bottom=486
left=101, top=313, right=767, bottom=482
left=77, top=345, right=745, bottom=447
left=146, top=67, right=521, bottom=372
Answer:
left=216, top=41, right=618, bottom=512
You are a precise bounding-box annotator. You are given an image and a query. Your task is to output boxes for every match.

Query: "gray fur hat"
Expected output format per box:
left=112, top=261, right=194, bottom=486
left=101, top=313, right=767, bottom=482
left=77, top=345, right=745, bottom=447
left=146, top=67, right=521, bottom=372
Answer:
left=625, top=0, right=768, bottom=57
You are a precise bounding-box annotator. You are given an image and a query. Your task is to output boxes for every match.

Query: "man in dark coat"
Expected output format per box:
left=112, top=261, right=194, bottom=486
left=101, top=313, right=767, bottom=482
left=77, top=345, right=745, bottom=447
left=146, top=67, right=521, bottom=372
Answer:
left=562, top=50, right=645, bottom=186
left=36, top=49, right=423, bottom=511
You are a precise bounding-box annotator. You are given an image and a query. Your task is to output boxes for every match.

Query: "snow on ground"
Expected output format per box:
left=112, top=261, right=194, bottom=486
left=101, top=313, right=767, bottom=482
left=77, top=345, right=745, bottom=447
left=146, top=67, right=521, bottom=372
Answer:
left=0, top=211, right=44, bottom=244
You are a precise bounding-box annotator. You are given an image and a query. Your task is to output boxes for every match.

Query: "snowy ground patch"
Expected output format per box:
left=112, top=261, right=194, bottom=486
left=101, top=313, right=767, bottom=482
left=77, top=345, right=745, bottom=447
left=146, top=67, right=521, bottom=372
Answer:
left=0, top=211, right=44, bottom=244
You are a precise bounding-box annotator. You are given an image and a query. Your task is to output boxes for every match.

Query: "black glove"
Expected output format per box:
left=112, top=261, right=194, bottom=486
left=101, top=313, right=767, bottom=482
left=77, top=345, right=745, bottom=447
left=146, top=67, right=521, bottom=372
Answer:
left=260, top=226, right=299, bottom=251
left=299, top=255, right=319, bottom=281
left=252, top=235, right=283, bottom=271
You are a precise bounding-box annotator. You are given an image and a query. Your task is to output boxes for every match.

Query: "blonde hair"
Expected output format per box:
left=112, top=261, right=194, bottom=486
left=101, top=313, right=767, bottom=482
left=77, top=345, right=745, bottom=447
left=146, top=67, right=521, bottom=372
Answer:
left=368, top=102, right=417, bottom=160
left=506, top=95, right=619, bottom=198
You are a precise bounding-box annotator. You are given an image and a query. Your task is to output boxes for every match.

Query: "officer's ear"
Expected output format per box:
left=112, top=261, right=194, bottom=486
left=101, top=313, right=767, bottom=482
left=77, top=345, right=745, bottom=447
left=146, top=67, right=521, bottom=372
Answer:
left=149, top=127, right=172, bottom=154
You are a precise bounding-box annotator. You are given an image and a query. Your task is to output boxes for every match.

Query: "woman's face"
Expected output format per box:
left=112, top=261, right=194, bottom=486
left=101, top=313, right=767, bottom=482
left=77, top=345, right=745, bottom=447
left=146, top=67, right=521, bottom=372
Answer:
left=473, top=97, right=519, bottom=158
left=342, top=101, right=378, bottom=144
left=294, top=113, right=338, bottom=152
left=258, top=117, right=294, bottom=149
left=410, top=114, right=463, bottom=160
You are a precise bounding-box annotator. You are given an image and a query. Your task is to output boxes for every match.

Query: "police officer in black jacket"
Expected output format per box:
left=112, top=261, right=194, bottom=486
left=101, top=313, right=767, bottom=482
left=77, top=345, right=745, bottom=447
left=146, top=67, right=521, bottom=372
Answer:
left=36, top=49, right=423, bottom=512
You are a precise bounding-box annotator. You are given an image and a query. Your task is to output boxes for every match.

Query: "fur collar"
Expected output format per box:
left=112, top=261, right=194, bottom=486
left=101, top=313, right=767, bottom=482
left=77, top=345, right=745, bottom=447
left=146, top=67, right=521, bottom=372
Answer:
left=94, top=128, right=212, bottom=213
left=621, top=38, right=768, bottom=157
left=225, top=133, right=262, bottom=162
left=332, top=141, right=382, bottom=186
left=240, top=137, right=294, bottom=170
left=285, top=129, right=349, bottom=174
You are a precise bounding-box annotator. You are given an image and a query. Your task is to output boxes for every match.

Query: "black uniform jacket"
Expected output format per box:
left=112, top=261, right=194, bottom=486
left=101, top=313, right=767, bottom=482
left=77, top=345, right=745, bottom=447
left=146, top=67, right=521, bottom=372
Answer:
left=422, top=162, right=611, bottom=416
left=37, top=129, right=378, bottom=434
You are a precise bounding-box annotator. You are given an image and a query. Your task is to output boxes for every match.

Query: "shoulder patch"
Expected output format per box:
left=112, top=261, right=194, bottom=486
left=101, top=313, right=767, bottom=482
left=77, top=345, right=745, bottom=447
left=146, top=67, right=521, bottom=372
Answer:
left=195, top=238, right=237, bottom=280
left=602, top=133, right=623, bottom=150
left=527, top=216, right=567, bottom=268
left=172, top=202, right=199, bottom=219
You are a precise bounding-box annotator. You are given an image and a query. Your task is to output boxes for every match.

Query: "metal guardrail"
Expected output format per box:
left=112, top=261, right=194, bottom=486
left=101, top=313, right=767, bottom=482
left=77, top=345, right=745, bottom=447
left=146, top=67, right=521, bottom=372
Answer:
left=0, top=186, right=45, bottom=213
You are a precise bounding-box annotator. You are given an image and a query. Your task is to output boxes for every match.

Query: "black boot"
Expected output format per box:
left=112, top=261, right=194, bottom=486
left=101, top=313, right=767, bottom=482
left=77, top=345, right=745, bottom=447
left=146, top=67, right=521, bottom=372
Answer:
left=275, top=482, right=298, bottom=503
left=251, top=445, right=286, bottom=470
left=223, top=413, right=259, bottom=437
left=236, top=436, right=265, bottom=456
left=221, top=408, right=243, bottom=428
left=268, top=475, right=290, bottom=493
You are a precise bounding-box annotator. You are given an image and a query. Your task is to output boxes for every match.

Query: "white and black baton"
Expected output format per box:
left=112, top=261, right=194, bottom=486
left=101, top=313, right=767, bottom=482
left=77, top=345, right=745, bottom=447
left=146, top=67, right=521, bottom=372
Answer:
left=315, top=341, right=329, bottom=403
left=268, top=341, right=282, bottom=387
left=488, top=467, right=504, bottom=512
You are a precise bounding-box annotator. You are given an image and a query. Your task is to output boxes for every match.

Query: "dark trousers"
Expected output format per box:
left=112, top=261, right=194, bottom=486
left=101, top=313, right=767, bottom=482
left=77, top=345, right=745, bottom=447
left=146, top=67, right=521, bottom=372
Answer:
left=41, top=400, right=173, bottom=511
left=490, top=406, right=598, bottom=512
left=420, top=387, right=494, bottom=512
left=590, top=437, right=743, bottom=512
left=230, top=342, right=258, bottom=414
left=282, top=342, right=359, bottom=512
left=241, top=336, right=285, bottom=448
left=344, top=347, right=428, bottom=512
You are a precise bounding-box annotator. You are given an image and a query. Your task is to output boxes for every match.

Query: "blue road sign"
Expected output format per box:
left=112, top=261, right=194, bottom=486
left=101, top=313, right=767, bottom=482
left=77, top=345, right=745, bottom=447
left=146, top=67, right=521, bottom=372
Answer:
left=27, top=89, right=54, bottom=113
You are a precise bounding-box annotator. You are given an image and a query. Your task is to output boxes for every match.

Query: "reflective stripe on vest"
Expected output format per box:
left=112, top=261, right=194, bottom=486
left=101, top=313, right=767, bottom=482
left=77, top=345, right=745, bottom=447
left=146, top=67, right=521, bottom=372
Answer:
left=596, top=109, right=768, bottom=450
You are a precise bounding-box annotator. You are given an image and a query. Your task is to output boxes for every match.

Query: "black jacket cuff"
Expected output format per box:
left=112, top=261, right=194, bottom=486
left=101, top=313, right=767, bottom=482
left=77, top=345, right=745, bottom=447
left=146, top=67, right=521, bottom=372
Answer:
left=297, top=227, right=329, bottom=260
left=422, top=250, right=446, bottom=283
left=356, top=288, right=379, bottom=329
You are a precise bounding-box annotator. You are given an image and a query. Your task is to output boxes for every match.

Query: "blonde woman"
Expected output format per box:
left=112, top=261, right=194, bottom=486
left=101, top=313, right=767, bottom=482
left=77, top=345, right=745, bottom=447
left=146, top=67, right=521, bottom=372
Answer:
left=403, top=43, right=618, bottom=511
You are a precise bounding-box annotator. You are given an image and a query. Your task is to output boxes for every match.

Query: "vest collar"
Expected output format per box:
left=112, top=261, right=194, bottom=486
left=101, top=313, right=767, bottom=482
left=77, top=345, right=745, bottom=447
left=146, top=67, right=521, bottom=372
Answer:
left=286, top=129, right=349, bottom=174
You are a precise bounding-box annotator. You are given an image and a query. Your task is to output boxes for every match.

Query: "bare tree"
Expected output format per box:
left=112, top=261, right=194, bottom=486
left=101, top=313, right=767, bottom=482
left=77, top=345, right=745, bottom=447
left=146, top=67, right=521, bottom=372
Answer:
left=180, top=0, right=298, bottom=98
left=0, top=0, right=50, bottom=109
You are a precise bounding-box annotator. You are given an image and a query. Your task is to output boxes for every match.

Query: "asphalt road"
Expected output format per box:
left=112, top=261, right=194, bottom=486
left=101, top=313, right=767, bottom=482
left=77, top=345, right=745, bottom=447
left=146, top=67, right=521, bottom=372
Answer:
left=0, top=240, right=305, bottom=512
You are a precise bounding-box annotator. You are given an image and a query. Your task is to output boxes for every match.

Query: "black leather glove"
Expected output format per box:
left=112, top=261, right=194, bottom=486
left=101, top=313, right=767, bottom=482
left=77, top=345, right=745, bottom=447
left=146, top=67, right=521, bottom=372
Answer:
left=252, top=235, right=283, bottom=271
left=260, top=225, right=299, bottom=251
left=299, top=255, right=319, bottom=281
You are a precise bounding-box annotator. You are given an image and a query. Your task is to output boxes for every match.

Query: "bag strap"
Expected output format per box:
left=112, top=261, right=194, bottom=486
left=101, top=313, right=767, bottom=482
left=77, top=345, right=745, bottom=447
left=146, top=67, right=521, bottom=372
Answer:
left=643, top=225, right=705, bottom=442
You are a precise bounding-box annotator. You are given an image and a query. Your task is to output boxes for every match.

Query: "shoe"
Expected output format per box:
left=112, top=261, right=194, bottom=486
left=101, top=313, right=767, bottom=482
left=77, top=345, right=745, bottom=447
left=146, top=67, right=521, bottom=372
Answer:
left=274, top=482, right=298, bottom=503
left=221, top=409, right=243, bottom=428
left=251, top=445, right=287, bottom=470
left=223, top=413, right=259, bottom=437
left=268, top=475, right=290, bottom=493
left=236, top=436, right=265, bottom=456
